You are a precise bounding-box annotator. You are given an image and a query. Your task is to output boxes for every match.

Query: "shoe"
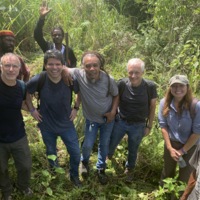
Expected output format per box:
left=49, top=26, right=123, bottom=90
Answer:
left=97, top=169, right=108, bottom=185
left=70, top=176, right=82, bottom=188
left=1, top=193, right=12, bottom=200
left=124, top=168, right=134, bottom=183
left=22, top=188, right=33, bottom=196
left=107, top=154, right=113, bottom=160
left=80, top=162, right=89, bottom=178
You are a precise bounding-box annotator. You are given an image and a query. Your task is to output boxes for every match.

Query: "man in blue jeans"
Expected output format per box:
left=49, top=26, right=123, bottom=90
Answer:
left=26, top=50, right=81, bottom=187
left=67, top=51, right=119, bottom=185
left=108, top=58, right=157, bottom=183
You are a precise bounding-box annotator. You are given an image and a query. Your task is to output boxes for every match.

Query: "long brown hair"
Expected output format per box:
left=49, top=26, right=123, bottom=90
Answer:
left=162, top=85, right=193, bottom=117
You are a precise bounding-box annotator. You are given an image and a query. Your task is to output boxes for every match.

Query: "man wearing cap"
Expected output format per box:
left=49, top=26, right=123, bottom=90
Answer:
left=0, top=53, right=33, bottom=200
left=0, top=30, right=30, bottom=82
left=158, top=74, right=200, bottom=196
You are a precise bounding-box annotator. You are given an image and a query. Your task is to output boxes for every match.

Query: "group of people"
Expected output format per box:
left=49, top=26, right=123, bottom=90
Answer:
left=0, top=3, right=200, bottom=200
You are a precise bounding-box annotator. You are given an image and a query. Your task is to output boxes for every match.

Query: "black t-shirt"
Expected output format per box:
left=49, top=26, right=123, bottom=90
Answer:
left=119, top=79, right=157, bottom=122
left=0, top=78, right=26, bottom=143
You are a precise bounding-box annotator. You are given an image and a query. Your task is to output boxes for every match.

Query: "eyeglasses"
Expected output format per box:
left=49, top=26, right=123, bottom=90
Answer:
left=84, top=63, right=100, bottom=69
left=2, top=64, right=20, bottom=69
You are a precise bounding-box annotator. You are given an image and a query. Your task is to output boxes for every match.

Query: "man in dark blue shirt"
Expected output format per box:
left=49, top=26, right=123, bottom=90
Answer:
left=27, top=50, right=81, bottom=187
left=0, top=53, right=32, bottom=200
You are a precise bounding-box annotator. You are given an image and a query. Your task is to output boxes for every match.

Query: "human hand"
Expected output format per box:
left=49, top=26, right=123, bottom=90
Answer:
left=31, top=109, right=43, bottom=122
left=169, top=148, right=181, bottom=161
left=40, top=0, right=51, bottom=18
left=104, top=111, right=116, bottom=123
left=144, top=127, right=151, bottom=136
left=69, top=109, right=77, bottom=121
left=62, top=67, right=73, bottom=86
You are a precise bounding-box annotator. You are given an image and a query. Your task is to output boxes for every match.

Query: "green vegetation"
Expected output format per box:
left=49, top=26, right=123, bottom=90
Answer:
left=1, top=0, right=200, bottom=199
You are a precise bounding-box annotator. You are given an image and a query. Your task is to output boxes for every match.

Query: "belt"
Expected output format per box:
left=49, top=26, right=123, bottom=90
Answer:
left=118, top=113, right=146, bottom=124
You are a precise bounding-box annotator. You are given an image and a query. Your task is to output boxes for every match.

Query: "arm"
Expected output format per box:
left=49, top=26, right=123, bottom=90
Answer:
left=180, top=170, right=196, bottom=200
left=61, top=67, right=74, bottom=86
left=161, top=127, right=180, bottom=161
left=34, top=2, right=51, bottom=52
left=69, top=92, right=81, bottom=121
left=25, top=92, right=42, bottom=122
left=18, top=57, right=30, bottom=82
left=178, top=134, right=200, bottom=155
left=104, top=95, right=119, bottom=123
left=145, top=98, right=157, bottom=136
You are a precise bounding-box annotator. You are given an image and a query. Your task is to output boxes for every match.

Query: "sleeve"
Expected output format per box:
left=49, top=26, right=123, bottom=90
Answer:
left=34, top=18, right=49, bottom=53
left=158, top=98, right=168, bottom=128
left=149, top=81, right=158, bottom=99
left=109, top=76, right=119, bottom=97
left=26, top=74, right=40, bottom=94
left=192, top=101, right=200, bottom=134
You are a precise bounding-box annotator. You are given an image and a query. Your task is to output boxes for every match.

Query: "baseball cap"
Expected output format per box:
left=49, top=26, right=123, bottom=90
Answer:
left=169, top=75, right=189, bottom=86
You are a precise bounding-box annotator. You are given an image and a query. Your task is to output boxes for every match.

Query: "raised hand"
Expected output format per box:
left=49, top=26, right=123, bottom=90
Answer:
left=40, top=0, right=51, bottom=19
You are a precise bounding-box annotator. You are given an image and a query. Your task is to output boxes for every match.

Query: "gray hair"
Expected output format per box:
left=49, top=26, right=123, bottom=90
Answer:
left=127, top=58, right=145, bottom=72
left=0, top=53, right=21, bottom=68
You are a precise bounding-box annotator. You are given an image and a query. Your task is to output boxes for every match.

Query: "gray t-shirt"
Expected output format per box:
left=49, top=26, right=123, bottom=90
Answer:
left=72, top=69, right=118, bottom=123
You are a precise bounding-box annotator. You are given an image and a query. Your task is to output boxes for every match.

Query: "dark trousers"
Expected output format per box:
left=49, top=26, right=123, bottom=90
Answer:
left=0, top=136, right=32, bottom=195
left=160, top=140, right=196, bottom=185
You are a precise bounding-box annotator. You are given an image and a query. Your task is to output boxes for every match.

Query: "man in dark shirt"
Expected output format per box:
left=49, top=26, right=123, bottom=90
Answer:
left=26, top=50, right=81, bottom=187
left=108, top=58, right=157, bottom=183
left=0, top=53, right=32, bottom=200
left=0, top=30, right=30, bottom=82
left=34, top=2, right=77, bottom=68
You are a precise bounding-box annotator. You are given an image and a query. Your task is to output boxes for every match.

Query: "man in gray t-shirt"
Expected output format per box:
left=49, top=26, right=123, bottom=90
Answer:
left=69, top=51, right=119, bottom=185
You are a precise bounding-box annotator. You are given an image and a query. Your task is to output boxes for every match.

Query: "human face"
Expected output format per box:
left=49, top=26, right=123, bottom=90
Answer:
left=1, top=55, right=20, bottom=82
left=170, top=83, right=187, bottom=100
left=82, top=55, right=100, bottom=81
left=1, top=36, right=15, bottom=53
left=45, top=58, right=63, bottom=82
left=51, top=29, right=63, bottom=44
left=127, top=64, right=144, bottom=87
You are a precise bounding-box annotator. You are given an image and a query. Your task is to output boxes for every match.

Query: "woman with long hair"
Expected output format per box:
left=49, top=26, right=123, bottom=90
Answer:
left=158, top=75, right=200, bottom=191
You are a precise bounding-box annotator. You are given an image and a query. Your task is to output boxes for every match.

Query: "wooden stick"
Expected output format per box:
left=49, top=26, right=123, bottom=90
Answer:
left=65, top=32, right=69, bottom=66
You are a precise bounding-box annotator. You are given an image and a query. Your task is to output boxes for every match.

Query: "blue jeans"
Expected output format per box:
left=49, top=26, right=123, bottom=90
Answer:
left=41, top=126, right=80, bottom=177
left=108, top=119, right=145, bottom=169
left=0, top=136, right=32, bottom=195
left=81, top=119, right=114, bottom=169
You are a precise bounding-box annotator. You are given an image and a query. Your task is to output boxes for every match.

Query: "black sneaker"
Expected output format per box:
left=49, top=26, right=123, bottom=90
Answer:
left=1, top=193, right=12, bottom=200
left=70, top=176, right=82, bottom=188
left=97, top=169, right=108, bottom=185
left=124, top=168, right=134, bottom=183
left=80, top=162, right=89, bottom=178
